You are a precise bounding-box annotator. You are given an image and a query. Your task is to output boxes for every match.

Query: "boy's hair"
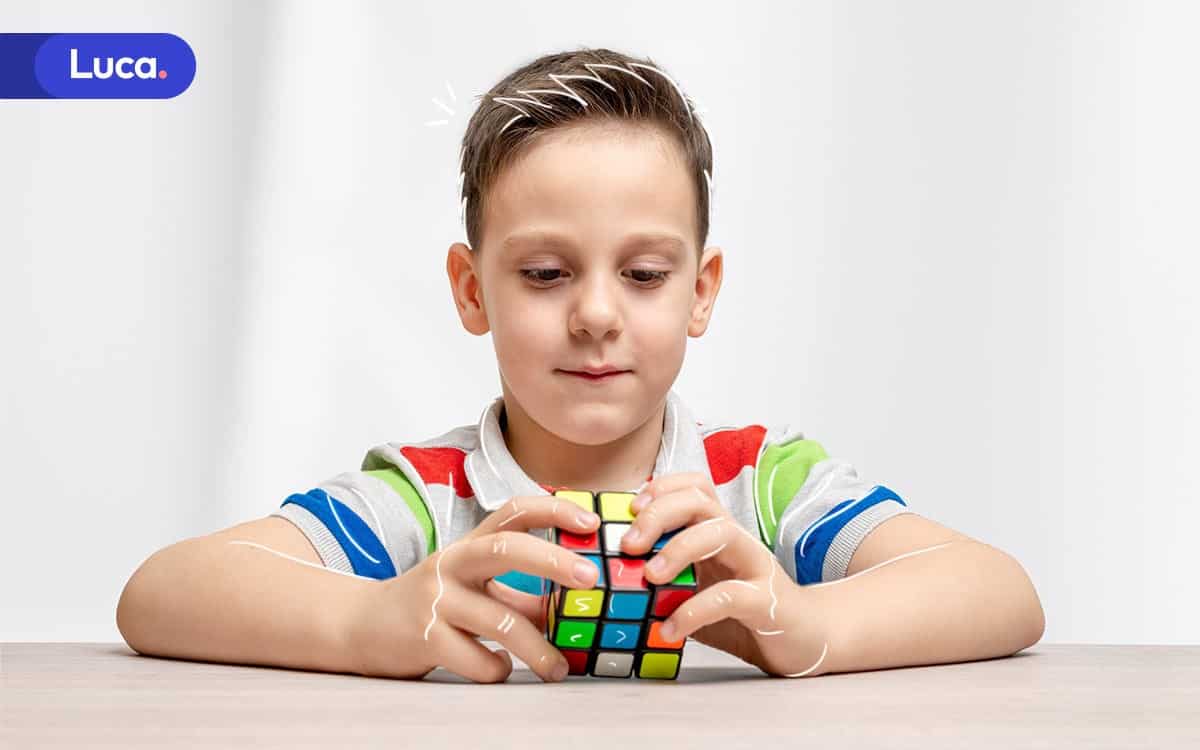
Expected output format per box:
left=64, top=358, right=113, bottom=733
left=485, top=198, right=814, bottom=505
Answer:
left=459, top=47, right=713, bottom=255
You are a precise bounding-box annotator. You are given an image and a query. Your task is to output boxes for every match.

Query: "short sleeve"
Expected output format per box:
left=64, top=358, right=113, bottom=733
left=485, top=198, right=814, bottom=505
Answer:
left=270, top=466, right=434, bottom=580
left=756, top=435, right=912, bottom=585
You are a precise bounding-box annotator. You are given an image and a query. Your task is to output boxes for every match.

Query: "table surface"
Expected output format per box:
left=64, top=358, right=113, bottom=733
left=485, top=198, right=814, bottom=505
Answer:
left=2, top=642, right=1197, bottom=749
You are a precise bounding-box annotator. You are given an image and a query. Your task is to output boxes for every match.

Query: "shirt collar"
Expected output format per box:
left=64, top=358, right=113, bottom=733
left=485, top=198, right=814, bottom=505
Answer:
left=463, top=388, right=708, bottom=512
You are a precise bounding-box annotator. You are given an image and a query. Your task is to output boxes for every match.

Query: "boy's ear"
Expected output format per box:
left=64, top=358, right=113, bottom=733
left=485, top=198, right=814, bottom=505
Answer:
left=447, top=242, right=490, bottom=335
left=688, top=246, right=724, bottom=337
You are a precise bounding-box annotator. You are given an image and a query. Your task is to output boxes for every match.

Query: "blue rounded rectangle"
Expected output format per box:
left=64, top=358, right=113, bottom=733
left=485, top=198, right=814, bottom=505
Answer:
left=599, top=621, right=641, bottom=650
left=606, top=591, right=650, bottom=619
left=31, top=33, right=195, bottom=99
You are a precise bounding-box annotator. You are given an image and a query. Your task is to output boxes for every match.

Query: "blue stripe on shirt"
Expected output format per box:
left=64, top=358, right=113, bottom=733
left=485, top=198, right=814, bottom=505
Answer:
left=793, top=485, right=906, bottom=584
left=281, top=488, right=397, bottom=579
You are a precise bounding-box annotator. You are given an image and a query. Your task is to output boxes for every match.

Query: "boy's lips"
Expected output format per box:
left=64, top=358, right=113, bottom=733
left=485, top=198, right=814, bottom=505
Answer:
left=557, top=368, right=631, bottom=381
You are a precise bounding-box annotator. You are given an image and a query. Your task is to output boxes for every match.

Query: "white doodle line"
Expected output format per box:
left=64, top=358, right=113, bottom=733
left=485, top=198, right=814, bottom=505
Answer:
left=497, top=509, right=527, bottom=528
left=426, top=80, right=458, bottom=127
left=324, top=490, right=380, bottom=564
left=798, top=497, right=868, bottom=559
left=345, top=484, right=389, bottom=553
left=782, top=642, right=828, bottom=678
left=425, top=546, right=454, bottom=641
left=765, top=463, right=782, bottom=531
left=806, top=541, right=959, bottom=588
left=728, top=580, right=759, bottom=591
left=697, top=543, right=727, bottom=561
left=498, top=613, right=516, bottom=635
left=774, top=466, right=846, bottom=547
left=225, top=541, right=368, bottom=579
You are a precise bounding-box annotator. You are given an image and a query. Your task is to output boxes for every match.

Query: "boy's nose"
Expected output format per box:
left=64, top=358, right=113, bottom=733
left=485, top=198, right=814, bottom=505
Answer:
left=569, top=278, right=622, bottom=339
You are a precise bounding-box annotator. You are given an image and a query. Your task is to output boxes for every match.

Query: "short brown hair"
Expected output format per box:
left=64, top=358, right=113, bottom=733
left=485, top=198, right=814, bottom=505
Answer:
left=458, top=47, right=713, bottom=254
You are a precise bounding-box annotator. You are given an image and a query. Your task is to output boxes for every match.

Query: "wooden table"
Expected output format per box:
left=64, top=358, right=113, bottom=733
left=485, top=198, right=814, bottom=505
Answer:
left=2, top=642, right=1197, bottom=748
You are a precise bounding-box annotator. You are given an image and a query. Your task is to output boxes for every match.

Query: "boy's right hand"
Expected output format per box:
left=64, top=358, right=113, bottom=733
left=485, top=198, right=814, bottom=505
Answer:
left=343, top=495, right=601, bottom=683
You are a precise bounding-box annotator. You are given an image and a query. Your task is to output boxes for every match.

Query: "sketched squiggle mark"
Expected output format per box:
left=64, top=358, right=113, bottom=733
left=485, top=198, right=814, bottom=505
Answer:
left=424, top=546, right=454, bottom=641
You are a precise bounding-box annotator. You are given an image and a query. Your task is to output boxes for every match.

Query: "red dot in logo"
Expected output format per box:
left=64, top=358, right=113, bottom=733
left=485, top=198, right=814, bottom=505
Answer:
left=159, top=70, right=168, bottom=79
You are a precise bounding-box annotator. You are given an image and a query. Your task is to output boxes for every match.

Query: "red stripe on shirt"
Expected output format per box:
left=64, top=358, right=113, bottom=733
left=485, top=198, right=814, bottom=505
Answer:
left=400, top=446, right=474, bottom=498
left=703, top=425, right=767, bottom=485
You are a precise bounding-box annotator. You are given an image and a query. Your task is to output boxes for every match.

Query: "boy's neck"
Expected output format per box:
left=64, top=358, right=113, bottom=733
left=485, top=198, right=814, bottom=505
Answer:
left=498, top=388, right=664, bottom=494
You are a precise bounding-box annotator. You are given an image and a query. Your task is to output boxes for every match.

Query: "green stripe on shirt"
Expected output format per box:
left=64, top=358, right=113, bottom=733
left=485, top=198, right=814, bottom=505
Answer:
left=755, top=439, right=829, bottom=546
left=364, top=468, right=437, bottom=554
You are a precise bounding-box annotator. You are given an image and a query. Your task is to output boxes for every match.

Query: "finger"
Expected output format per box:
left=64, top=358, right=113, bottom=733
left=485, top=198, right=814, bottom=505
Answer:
left=445, top=586, right=571, bottom=683
left=622, top=484, right=725, bottom=555
left=486, top=578, right=547, bottom=630
left=430, top=624, right=515, bottom=684
left=470, top=495, right=600, bottom=539
left=644, top=515, right=768, bottom=585
left=659, top=578, right=772, bottom=643
left=453, top=531, right=601, bottom=592
left=631, top=472, right=717, bottom=513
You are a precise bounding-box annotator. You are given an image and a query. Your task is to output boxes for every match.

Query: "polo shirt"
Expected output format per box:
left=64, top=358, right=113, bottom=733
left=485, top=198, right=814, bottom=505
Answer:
left=271, top=389, right=911, bottom=591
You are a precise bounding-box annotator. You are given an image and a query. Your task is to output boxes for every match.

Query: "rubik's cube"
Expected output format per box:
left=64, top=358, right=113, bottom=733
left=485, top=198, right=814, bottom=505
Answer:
left=543, top=489, right=697, bottom=679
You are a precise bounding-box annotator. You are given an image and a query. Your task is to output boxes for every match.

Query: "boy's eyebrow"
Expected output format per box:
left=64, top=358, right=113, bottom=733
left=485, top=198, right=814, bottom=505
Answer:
left=501, top=231, right=687, bottom=257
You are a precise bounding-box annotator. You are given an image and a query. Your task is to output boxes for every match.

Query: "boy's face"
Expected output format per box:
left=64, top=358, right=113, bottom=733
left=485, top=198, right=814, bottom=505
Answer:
left=447, top=121, right=722, bottom=446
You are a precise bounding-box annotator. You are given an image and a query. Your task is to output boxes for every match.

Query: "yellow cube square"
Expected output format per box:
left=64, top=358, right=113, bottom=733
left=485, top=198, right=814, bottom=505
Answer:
left=598, top=492, right=636, bottom=522
left=563, top=589, right=604, bottom=618
left=639, top=652, right=681, bottom=679
left=555, top=490, right=595, bottom=514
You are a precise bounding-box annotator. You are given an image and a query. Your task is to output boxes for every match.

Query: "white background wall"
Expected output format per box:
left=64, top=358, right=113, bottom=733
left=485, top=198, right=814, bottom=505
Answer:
left=2, top=0, right=1195, bottom=644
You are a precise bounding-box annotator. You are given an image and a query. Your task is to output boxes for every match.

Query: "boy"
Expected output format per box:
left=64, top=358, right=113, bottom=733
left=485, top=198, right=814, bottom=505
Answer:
left=116, top=47, right=1044, bottom=684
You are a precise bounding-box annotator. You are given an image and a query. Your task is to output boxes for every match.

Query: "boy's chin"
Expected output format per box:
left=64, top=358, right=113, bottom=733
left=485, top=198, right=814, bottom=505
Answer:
left=535, top=395, right=658, bottom=445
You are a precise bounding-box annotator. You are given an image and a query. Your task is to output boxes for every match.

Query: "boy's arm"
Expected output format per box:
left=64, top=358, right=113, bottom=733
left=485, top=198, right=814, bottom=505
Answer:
left=116, top=516, right=376, bottom=674
left=810, top=512, right=1046, bottom=673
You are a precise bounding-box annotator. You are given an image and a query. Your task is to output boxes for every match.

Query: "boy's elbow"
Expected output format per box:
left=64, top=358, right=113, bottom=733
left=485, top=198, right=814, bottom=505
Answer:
left=1029, top=588, right=1047, bottom=645
left=1005, top=551, right=1046, bottom=653
left=115, top=551, right=163, bottom=654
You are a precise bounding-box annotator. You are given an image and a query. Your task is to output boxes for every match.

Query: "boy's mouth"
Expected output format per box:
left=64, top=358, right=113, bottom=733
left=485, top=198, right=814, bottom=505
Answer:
left=557, top=367, right=631, bottom=381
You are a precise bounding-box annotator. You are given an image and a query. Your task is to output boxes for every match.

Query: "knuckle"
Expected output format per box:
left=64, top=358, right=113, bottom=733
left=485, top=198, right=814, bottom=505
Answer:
left=476, top=530, right=514, bottom=554
left=495, top=530, right=522, bottom=547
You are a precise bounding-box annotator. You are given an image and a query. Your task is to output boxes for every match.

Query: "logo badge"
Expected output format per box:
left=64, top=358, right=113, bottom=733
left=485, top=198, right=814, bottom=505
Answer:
left=1, top=33, right=195, bottom=99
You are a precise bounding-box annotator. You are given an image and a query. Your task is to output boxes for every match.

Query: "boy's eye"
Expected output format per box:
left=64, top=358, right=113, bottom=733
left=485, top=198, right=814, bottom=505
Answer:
left=628, top=269, right=669, bottom=285
left=518, top=269, right=670, bottom=287
left=520, top=268, right=563, bottom=284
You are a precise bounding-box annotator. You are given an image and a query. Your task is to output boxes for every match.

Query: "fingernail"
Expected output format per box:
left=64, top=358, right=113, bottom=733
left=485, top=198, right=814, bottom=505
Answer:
left=646, top=556, right=665, bottom=577
left=632, top=492, right=651, bottom=511
left=576, top=510, right=597, bottom=528
left=573, top=561, right=597, bottom=586
left=659, top=622, right=677, bottom=641
left=551, top=660, right=569, bottom=682
left=623, top=527, right=641, bottom=545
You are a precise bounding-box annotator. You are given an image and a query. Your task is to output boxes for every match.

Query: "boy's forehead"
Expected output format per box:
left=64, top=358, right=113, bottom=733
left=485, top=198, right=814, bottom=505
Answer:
left=483, top=124, right=698, bottom=253
left=500, top=229, right=689, bottom=258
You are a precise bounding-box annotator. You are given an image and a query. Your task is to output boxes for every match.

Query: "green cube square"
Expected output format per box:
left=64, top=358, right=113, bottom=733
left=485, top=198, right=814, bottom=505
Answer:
left=554, top=619, right=597, bottom=649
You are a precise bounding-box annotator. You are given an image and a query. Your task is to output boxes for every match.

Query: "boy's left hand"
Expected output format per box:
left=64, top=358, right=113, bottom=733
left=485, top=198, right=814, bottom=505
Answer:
left=621, top=472, right=833, bottom=677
